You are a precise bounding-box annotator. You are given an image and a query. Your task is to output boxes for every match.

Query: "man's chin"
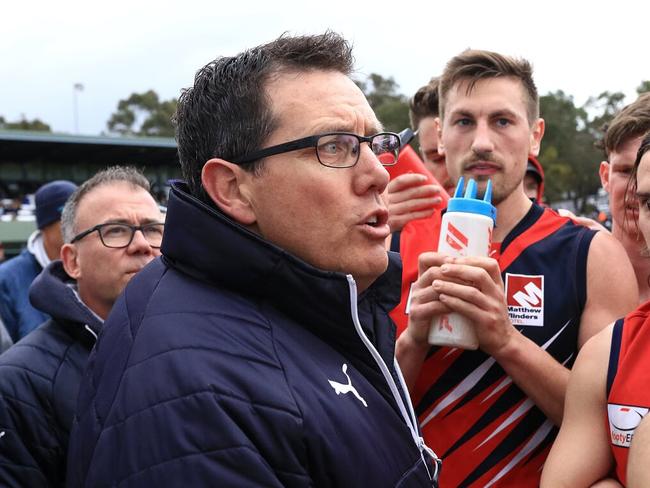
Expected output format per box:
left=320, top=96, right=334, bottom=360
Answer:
left=353, top=255, right=389, bottom=292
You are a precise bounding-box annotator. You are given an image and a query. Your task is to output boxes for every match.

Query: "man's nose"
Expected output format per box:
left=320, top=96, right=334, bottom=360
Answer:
left=354, top=144, right=390, bottom=194
left=128, top=228, right=154, bottom=253
left=471, top=121, right=495, bottom=155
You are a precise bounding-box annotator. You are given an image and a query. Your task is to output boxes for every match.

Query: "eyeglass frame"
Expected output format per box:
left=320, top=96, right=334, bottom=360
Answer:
left=69, top=222, right=165, bottom=249
left=231, top=131, right=401, bottom=167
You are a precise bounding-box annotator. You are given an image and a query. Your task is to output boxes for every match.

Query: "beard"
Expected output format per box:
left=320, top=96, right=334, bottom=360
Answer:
left=457, top=151, right=526, bottom=205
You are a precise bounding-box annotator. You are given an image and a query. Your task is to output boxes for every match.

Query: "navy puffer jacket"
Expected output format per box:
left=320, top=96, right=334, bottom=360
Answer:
left=67, top=181, right=439, bottom=487
left=0, top=261, right=101, bottom=487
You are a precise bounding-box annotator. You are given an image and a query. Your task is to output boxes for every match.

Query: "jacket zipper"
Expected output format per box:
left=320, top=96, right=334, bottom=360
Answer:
left=345, top=275, right=440, bottom=483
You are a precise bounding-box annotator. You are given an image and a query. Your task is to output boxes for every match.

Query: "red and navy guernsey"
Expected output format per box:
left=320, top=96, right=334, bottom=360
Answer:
left=606, top=301, right=650, bottom=485
left=394, top=203, right=595, bottom=487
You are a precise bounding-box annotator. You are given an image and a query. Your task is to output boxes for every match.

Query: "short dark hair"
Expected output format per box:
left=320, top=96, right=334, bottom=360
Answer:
left=603, top=93, right=650, bottom=156
left=61, top=166, right=151, bottom=243
left=409, top=77, right=440, bottom=129
left=174, top=31, right=354, bottom=203
left=439, top=49, right=539, bottom=124
left=624, top=131, right=650, bottom=241
left=628, top=131, right=650, bottom=197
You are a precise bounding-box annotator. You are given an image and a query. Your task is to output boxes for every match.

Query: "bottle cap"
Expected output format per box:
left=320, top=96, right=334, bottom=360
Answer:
left=447, top=177, right=497, bottom=223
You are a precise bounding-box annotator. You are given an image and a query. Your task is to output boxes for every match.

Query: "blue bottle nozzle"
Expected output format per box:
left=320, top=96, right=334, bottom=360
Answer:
left=483, top=180, right=493, bottom=205
left=448, top=177, right=497, bottom=224
left=453, top=176, right=465, bottom=198
left=465, top=178, right=477, bottom=199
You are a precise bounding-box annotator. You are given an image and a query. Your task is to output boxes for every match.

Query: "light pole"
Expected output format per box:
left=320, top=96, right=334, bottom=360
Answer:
left=73, top=83, right=84, bottom=133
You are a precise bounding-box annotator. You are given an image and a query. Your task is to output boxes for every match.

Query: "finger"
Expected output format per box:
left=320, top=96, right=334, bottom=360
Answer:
left=433, top=279, right=492, bottom=310
left=390, top=196, right=442, bottom=215
left=388, top=208, right=437, bottom=232
left=436, top=292, right=486, bottom=323
left=388, top=184, right=442, bottom=205
left=417, top=252, right=454, bottom=277
left=388, top=173, right=431, bottom=191
left=409, top=300, right=453, bottom=327
left=445, top=257, right=503, bottom=288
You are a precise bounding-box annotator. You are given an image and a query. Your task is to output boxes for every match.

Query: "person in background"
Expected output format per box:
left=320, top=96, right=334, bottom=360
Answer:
left=599, top=93, right=650, bottom=302
left=524, top=156, right=544, bottom=203
left=396, top=48, right=637, bottom=487
left=387, top=77, right=451, bottom=235
left=0, top=166, right=164, bottom=487
left=0, top=180, right=77, bottom=341
left=541, top=132, right=650, bottom=488
left=67, top=32, right=439, bottom=487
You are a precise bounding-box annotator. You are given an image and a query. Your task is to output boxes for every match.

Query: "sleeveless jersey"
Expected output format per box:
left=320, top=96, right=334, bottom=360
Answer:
left=394, top=203, right=595, bottom=487
left=606, top=301, right=650, bottom=485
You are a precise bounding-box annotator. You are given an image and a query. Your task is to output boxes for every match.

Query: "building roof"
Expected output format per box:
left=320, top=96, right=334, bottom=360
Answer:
left=0, top=130, right=178, bottom=166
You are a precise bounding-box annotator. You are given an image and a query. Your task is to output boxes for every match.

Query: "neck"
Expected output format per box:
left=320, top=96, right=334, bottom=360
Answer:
left=492, top=190, right=533, bottom=243
left=612, top=222, right=650, bottom=303
left=40, top=226, right=61, bottom=261
left=43, top=238, right=59, bottom=261
left=77, top=289, right=110, bottom=321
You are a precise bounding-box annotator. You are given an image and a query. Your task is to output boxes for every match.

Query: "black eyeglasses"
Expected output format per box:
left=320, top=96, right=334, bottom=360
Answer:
left=70, top=223, right=165, bottom=249
left=231, top=132, right=401, bottom=168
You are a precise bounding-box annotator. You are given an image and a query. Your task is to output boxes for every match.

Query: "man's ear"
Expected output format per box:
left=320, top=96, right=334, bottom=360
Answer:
left=599, top=160, right=611, bottom=192
left=201, top=158, right=257, bottom=225
left=529, top=118, right=545, bottom=156
left=435, top=117, right=445, bottom=155
left=61, top=243, right=80, bottom=280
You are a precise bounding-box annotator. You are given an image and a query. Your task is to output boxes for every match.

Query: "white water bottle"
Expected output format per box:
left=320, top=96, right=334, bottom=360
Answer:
left=428, top=177, right=497, bottom=349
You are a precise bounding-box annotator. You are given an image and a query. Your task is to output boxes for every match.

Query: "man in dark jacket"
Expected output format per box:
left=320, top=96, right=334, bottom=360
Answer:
left=0, top=180, right=77, bottom=341
left=67, top=33, right=439, bottom=487
left=0, top=166, right=164, bottom=487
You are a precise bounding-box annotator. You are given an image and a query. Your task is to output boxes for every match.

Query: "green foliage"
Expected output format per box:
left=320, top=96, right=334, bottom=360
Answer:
left=0, top=115, right=51, bottom=132
left=583, top=91, right=626, bottom=138
left=107, top=90, right=177, bottom=137
left=100, top=77, right=649, bottom=211
left=539, top=89, right=628, bottom=210
left=355, top=73, right=410, bottom=133
left=637, top=80, right=650, bottom=95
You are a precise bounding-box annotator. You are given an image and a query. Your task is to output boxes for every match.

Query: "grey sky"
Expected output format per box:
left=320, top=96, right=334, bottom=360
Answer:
left=3, top=0, right=648, bottom=135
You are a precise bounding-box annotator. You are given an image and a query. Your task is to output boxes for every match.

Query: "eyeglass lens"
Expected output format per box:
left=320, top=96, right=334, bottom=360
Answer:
left=100, top=224, right=164, bottom=248
left=316, top=133, right=399, bottom=168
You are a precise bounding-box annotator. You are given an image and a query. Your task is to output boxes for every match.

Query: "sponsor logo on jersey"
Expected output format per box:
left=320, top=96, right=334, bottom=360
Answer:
left=505, top=273, right=544, bottom=327
left=608, top=403, right=649, bottom=447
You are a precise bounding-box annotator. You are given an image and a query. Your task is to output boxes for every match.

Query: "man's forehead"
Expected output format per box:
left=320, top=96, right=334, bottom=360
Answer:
left=78, top=183, right=159, bottom=219
left=446, top=77, right=528, bottom=113
left=265, top=70, right=380, bottom=136
left=611, top=136, right=645, bottom=161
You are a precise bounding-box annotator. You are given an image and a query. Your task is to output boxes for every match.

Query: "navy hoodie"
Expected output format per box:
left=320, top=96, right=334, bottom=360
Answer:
left=0, top=261, right=101, bottom=487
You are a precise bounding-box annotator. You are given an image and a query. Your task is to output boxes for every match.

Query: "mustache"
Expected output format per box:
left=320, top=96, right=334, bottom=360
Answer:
left=461, top=151, right=500, bottom=168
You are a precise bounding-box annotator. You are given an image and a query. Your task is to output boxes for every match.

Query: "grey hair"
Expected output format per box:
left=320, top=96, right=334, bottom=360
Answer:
left=61, top=166, right=151, bottom=243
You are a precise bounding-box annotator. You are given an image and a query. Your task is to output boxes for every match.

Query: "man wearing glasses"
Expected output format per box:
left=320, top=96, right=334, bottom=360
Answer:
left=0, top=166, right=163, bottom=487
left=67, top=33, right=439, bottom=487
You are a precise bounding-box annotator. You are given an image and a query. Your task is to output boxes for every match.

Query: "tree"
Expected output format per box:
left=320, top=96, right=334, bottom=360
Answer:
left=583, top=90, right=626, bottom=139
left=355, top=74, right=410, bottom=133
left=0, top=115, right=51, bottom=132
left=637, top=80, right=650, bottom=95
left=107, top=90, right=177, bottom=137
left=538, top=90, right=616, bottom=210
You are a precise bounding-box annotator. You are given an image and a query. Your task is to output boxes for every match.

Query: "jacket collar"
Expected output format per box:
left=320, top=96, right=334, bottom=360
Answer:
left=29, top=261, right=103, bottom=345
left=161, top=181, right=401, bottom=357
